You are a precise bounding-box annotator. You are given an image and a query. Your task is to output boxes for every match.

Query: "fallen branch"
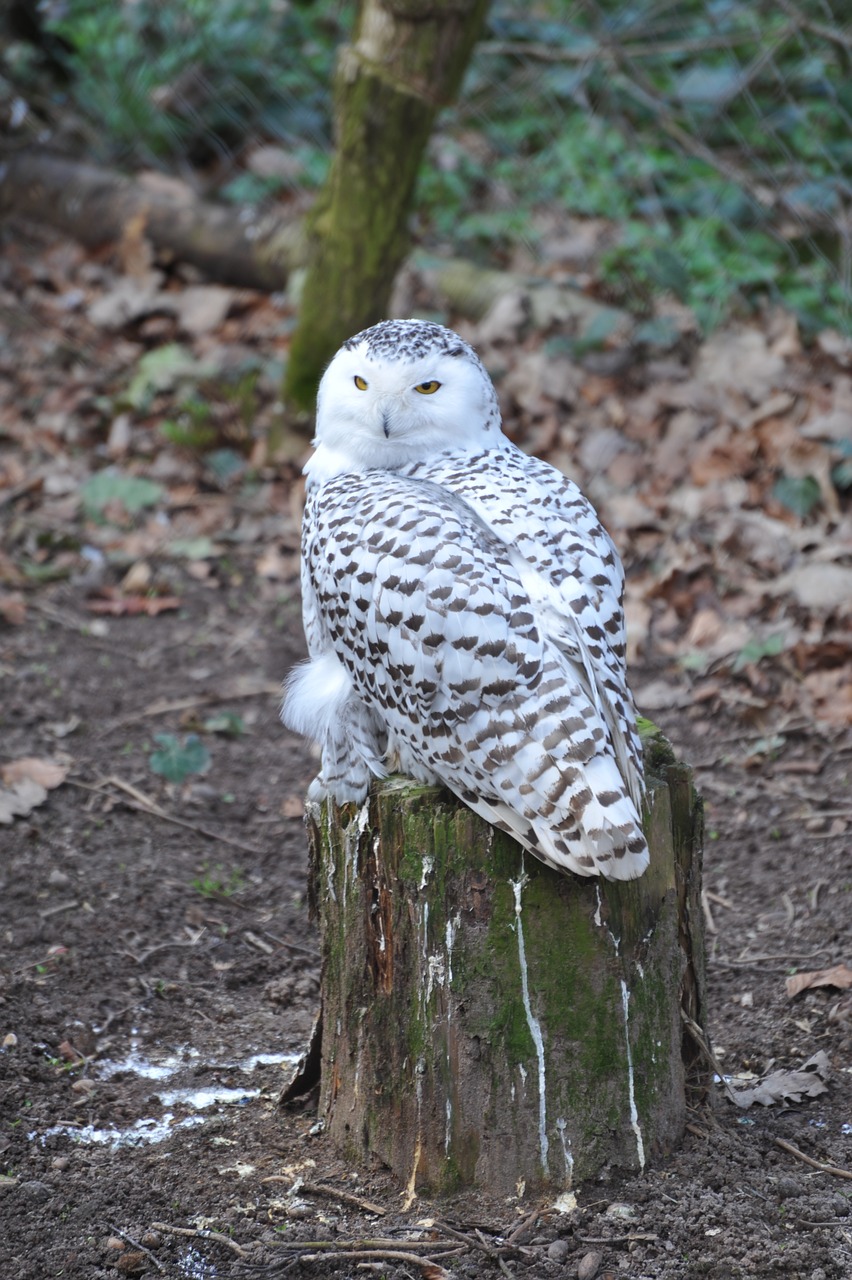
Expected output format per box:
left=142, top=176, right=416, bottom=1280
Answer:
left=269, top=1237, right=454, bottom=1252
left=294, top=1249, right=456, bottom=1277
left=774, top=1138, right=852, bottom=1181
left=148, top=1221, right=249, bottom=1258
left=0, top=151, right=304, bottom=291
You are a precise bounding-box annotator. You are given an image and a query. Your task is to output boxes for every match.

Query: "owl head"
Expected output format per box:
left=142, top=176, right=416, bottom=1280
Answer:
left=306, top=320, right=502, bottom=478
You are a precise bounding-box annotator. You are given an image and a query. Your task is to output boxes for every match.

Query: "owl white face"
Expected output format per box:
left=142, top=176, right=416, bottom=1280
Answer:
left=307, top=320, right=502, bottom=479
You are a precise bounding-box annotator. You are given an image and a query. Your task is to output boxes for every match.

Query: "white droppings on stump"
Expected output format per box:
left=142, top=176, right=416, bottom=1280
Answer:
left=512, top=870, right=549, bottom=1174
left=621, top=978, right=646, bottom=1169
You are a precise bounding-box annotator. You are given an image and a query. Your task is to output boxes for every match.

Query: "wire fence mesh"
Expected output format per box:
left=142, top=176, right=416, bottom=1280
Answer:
left=3, top=0, right=850, bottom=334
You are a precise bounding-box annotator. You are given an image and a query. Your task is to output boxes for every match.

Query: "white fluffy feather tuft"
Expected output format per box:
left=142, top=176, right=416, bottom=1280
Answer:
left=281, top=650, right=353, bottom=742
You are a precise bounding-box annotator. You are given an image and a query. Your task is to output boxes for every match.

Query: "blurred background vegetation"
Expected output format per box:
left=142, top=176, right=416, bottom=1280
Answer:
left=3, top=0, right=850, bottom=335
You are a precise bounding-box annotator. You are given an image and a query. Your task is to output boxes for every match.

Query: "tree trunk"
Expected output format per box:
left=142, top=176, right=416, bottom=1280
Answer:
left=282, top=0, right=490, bottom=411
left=307, top=732, right=705, bottom=1196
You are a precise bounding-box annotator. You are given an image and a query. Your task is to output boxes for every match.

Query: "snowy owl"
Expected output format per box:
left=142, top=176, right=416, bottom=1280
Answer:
left=282, top=319, right=648, bottom=880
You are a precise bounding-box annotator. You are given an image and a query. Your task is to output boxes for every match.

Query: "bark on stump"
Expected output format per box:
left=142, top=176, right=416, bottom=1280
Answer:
left=307, top=733, right=705, bottom=1196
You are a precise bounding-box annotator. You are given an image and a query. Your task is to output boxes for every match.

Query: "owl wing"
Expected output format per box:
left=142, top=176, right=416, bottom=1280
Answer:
left=300, top=469, right=648, bottom=881
left=404, top=445, right=643, bottom=810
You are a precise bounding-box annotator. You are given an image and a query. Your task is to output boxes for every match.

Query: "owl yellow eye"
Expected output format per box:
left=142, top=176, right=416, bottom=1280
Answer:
left=414, top=380, right=441, bottom=395
left=353, top=375, right=368, bottom=390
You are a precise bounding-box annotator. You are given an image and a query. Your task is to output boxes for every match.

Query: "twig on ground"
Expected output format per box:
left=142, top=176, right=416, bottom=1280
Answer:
left=262, top=930, right=321, bottom=959
left=704, top=890, right=736, bottom=911
left=774, top=1138, right=852, bottom=1181
left=102, top=683, right=281, bottom=734
left=505, top=1206, right=542, bottom=1244
left=680, top=1009, right=740, bottom=1105
left=149, top=1221, right=250, bottom=1258
left=260, top=1178, right=387, bottom=1216
left=126, top=931, right=206, bottom=966
left=701, top=889, right=718, bottom=935
left=108, top=1225, right=165, bottom=1273
left=68, top=775, right=265, bottom=856
left=26, top=599, right=145, bottom=660
left=285, top=1247, right=458, bottom=1277
left=435, top=1221, right=514, bottom=1278
left=243, top=930, right=275, bottom=955
left=98, top=1002, right=141, bottom=1035
left=578, top=1233, right=659, bottom=1245
left=268, top=1238, right=459, bottom=1252
left=713, top=948, right=835, bottom=966
left=39, top=900, right=80, bottom=919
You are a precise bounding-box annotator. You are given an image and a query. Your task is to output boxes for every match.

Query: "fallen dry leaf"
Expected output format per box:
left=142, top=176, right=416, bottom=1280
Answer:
left=2, top=757, right=69, bottom=789
left=0, top=778, right=48, bottom=824
left=86, top=594, right=181, bottom=617
left=0, top=592, right=27, bottom=625
left=280, top=795, right=306, bottom=820
left=775, top=563, right=852, bottom=613
left=120, top=560, right=153, bottom=594
left=696, top=326, right=785, bottom=402
left=786, top=964, right=852, bottom=999
left=727, top=1050, right=830, bottom=1108
left=0, top=756, right=70, bottom=824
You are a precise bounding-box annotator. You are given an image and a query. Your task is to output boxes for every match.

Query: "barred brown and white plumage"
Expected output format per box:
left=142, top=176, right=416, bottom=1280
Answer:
left=282, top=319, right=648, bottom=880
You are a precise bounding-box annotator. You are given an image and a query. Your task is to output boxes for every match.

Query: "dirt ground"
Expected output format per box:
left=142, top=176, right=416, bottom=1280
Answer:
left=2, top=570, right=851, bottom=1280
left=1, top=228, right=852, bottom=1279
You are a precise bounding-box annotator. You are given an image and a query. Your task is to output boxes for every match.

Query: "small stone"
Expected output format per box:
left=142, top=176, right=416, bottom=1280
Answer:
left=105, top=1237, right=126, bottom=1251
left=19, top=1180, right=51, bottom=1203
left=547, top=1238, right=571, bottom=1263
left=604, top=1202, right=636, bottom=1220
left=51, top=1157, right=70, bottom=1171
left=578, top=1250, right=603, bottom=1280
left=2, top=1033, right=17, bottom=1049
left=47, top=868, right=72, bottom=889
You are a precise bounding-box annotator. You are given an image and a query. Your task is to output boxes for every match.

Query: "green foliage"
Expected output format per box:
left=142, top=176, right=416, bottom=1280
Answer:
left=733, top=633, right=786, bottom=672
left=44, top=0, right=346, bottom=170
left=192, top=862, right=247, bottom=897
left=772, top=474, right=822, bottom=519
left=123, top=344, right=213, bottom=412
left=81, top=471, right=164, bottom=522
left=149, top=733, right=211, bottom=783
left=831, top=442, right=852, bottom=491
left=418, top=0, right=851, bottom=331
left=203, top=711, right=246, bottom=737
left=160, top=402, right=217, bottom=452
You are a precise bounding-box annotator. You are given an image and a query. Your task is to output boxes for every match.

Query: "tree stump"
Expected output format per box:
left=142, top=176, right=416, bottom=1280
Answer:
left=306, top=732, right=705, bottom=1196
